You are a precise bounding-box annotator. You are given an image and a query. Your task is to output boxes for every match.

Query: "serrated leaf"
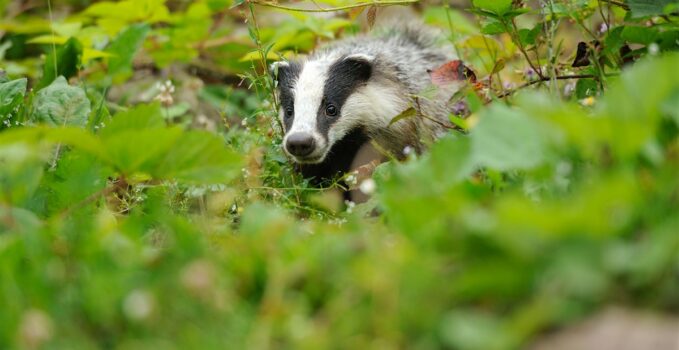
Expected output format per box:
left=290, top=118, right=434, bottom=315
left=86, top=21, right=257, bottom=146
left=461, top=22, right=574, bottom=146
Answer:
left=32, top=76, right=91, bottom=127
left=39, top=37, right=83, bottom=89
left=152, top=131, right=243, bottom=183
left=627, top=0, right=677, bottom=17
left=472, top=0, right=513, bottom=16
left=470, top=104, right=547, bottom=171
left=107, top=24, right=150, bottom=82
left=103, top=127, right=183, bottom=175
left=481, top=21, right=506, bottom=35
left=0, top=78, right=27, bottom=117
left=99, top=103, right=165, bottom=138
left=621, top=26, right=660, bottom=45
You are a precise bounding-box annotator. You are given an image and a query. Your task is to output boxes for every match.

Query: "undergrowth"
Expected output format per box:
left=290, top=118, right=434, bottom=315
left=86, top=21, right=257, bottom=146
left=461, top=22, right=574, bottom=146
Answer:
left=1, top=0, right=678, bottom=349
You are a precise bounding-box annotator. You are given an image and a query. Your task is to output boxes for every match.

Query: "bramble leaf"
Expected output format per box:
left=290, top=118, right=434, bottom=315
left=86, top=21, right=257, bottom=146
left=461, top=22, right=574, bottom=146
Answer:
left=472, top=0, right=513, bottom=16
left=627, top=0, right=677, bottom=17
left=470, top=104, right=548, bottom=171
left=32, top=76, right=91, bottom=127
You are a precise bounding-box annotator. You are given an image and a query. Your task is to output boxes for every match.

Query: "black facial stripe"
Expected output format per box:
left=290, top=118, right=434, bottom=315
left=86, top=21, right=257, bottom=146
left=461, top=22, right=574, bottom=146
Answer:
left=316, top=56, right=372, bottom=140
left=273, top=61, right=302, bottom=131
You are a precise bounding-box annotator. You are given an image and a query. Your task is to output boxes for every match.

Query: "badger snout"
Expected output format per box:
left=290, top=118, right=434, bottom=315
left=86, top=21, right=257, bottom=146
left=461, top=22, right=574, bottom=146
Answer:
left=285, top=132, right=316, bottom=158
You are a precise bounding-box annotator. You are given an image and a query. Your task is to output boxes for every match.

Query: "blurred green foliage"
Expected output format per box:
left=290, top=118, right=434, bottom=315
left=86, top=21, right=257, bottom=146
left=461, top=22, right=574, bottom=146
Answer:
left=1, top=0, right=679, bottom=349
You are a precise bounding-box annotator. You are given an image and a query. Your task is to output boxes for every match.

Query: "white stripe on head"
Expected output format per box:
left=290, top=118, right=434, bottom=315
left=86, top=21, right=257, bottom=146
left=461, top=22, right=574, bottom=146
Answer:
left=290, top=59, right=330, bottom=135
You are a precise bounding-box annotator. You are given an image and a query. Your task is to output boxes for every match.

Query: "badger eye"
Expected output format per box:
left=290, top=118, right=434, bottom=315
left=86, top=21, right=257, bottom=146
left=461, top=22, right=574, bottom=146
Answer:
left=284, top=107, right=294, bottom=119
left=325, top=104, right=338, bottom=117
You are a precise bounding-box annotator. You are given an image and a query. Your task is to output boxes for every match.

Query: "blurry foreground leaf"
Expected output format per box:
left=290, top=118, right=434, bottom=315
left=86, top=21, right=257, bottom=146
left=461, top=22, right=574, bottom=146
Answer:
left=0, top=78, right=26, bottom=118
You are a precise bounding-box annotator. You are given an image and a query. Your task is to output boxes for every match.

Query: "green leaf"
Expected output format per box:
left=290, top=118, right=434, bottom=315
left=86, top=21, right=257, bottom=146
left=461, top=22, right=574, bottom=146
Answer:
left=481, top=21, right=506, bottom=35
left=575, top=78, right=599, bottom=99
left=661, top=89, right=679, bottom=126
left=472, top=0, right=513, bottom=16
left=518, top=24, right=541, bottom=46
left=0, top=206, right=42, bottom=233
left=0, top=126, right=107, bottom=161
left=470, top=104, right=548, bottom=171
left=621, top=26, right=660, bottom=44
left=0, top=78, right=27, bottom=118
left=39, top=37, right=83, bottom=89
left=389, top=107, right=417, bottom=126
left=32, top=76, right=91, bottom=127
left=152, top=131, right=243, bottom=184
left=106, top=24, right=150, bottom=82
left=627, top=0, right=678, bottom=17
left=440, top=311, right=509, bottom=350
left=103, top=127, right=182, bottom=176
left=99, top=103, right=164, bottom=138
left=0, top=142, right=50, bottom=206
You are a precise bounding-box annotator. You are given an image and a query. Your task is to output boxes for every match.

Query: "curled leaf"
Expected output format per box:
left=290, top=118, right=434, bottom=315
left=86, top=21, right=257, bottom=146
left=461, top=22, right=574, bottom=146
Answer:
left=429, top=60, right=477, bottom=87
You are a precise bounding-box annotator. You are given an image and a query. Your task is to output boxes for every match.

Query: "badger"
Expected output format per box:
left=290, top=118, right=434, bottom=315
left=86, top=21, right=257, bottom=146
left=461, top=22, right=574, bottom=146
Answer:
left=271, top=25, right=474, bottom=185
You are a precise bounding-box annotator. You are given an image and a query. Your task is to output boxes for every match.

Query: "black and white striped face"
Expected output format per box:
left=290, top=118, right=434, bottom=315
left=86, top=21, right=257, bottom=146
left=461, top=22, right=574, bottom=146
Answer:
left=271, top=54, right=374, bottom=164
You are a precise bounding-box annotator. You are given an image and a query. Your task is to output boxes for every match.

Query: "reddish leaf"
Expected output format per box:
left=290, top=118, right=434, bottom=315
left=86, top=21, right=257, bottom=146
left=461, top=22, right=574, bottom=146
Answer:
left=428, top=60, right=477, bottom=87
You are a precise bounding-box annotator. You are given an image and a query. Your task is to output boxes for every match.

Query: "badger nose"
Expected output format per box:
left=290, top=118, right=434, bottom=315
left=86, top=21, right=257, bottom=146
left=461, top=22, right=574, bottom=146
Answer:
left=286, top=132, right=316, bottom=157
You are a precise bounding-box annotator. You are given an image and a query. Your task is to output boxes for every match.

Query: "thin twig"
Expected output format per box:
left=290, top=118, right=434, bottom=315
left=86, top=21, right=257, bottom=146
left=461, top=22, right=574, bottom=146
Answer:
left=498, top=74, right=597, bottom=98
left=249, top=0, right=418, bottom=13
left=57, top=181, right=118, bottom=219
left=507, top=19, right=546, bottom=80
left=600, top=0, right=629, bottom=10
left=597, top=0, right=611, bottom=32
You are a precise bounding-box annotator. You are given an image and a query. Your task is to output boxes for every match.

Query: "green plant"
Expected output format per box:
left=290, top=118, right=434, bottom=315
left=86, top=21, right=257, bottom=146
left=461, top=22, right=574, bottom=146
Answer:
left=1, top=1, right=678, bottom=349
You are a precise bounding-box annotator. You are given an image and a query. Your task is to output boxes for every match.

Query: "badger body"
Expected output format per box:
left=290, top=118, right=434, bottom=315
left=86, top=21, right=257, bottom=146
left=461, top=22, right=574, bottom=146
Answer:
left=272, top=25, right=463, bottom=183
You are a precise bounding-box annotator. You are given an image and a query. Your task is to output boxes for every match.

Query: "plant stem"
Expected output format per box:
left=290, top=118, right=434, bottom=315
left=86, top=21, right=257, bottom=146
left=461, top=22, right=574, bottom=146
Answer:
left=505, top=19, right=545, bottom=80
left=249, top=0, right=418, bottom=13
left=498, top=74, right=597, bottom=98
left=600, top=0, right=629, bottom=10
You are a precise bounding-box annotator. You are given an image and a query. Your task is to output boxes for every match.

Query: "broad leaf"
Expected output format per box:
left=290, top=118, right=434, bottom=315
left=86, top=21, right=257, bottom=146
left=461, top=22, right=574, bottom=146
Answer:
left=102, top=127, right=183, bottom=176
left=0, top=142, right=50, bottom=206
left=99, top=102, right=164, bottom=138
left=152, top=131, right=243, bottom=184
left=470, top=104, right=548, bottom=171
left=39, top=37, right=83, bottom=88
left=472, top=0, right=513, bottom=16
left=107, top=24, right=150, bottom=82
left=32, top=76, right=91, bottom=127
left=627, top=0, right=677, bottom=17
left=0, top=78, right=27, bottom=118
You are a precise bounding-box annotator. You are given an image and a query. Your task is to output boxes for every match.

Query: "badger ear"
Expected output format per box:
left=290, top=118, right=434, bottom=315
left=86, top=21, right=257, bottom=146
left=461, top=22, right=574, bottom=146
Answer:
left=269, top=61, right=290, bottom=81
left=341, top=54, right=374, bottom=82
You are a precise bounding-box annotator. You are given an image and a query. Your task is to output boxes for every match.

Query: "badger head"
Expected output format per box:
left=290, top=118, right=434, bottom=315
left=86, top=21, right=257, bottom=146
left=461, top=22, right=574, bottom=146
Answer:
left=271, top=53, right=377, bottom=164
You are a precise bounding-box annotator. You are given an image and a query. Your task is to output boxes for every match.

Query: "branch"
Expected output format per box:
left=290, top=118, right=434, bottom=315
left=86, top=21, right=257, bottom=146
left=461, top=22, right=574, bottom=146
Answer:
left=248, top=0, right=418, bottom=13
left=506, top=18, right=545, bottom=80
left=498, top=74, right=597, bottom=98
left=600, top=0, right=629, bottom=10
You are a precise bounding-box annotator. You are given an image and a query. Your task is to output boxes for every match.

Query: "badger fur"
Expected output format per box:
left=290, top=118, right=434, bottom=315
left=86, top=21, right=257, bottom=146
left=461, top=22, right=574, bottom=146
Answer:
left=271, top=25, right=467, bottom=184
